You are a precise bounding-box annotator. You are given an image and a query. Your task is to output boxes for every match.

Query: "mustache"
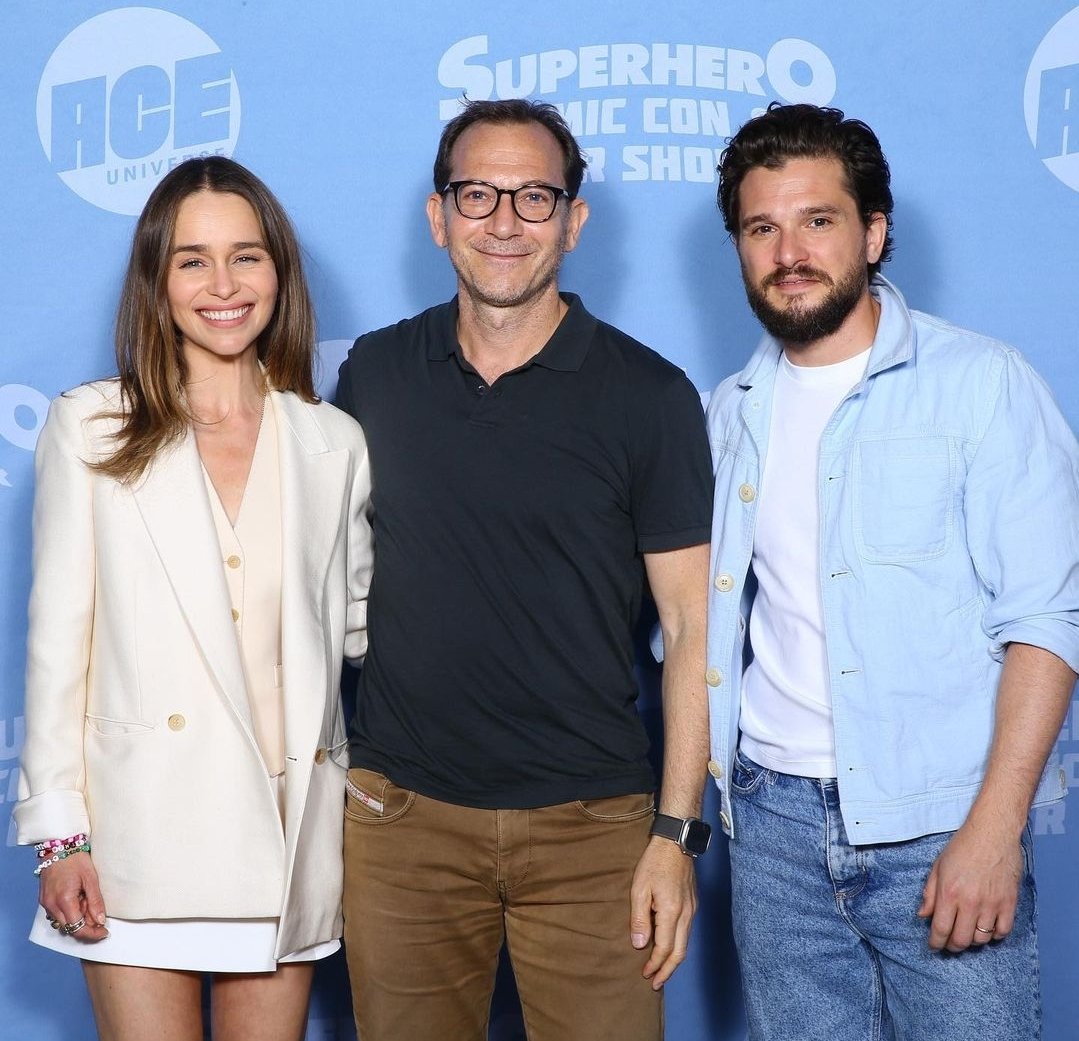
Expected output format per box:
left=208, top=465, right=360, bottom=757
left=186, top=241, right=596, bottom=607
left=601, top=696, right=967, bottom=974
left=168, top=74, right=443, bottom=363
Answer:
left=763, top=265, right=834, bottom=289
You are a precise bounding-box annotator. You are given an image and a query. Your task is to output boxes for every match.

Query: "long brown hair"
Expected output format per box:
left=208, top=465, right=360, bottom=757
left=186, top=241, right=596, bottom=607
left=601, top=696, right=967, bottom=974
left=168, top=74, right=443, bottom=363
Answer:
left=95, top=156, right=318, bottom=483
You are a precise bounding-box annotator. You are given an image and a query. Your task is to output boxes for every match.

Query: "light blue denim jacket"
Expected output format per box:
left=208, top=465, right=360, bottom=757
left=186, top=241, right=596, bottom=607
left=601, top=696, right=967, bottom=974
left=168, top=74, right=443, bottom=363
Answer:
left=706, top=278, right=1079, bottom=844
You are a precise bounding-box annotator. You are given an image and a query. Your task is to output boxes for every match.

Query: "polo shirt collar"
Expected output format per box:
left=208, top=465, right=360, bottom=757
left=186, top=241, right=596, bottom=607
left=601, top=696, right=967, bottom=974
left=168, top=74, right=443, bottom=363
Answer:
left=427, top=292, right=594, bottom=373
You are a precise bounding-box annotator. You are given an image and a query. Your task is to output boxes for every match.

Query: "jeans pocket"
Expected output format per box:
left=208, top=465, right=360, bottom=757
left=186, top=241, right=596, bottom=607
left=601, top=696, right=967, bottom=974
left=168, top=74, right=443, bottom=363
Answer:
left=1020, top=823, right=1036, bottom=879
left=730, top=749, right=769, bottom=795
left=344, top=767, right=416, bottom=825
left=573, top=792, right=655, bottom=823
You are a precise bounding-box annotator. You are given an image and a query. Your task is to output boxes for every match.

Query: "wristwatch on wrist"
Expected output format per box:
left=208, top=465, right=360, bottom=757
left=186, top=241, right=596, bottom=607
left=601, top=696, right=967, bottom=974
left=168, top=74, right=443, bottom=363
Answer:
left=649, top=812, right=712, bottom=857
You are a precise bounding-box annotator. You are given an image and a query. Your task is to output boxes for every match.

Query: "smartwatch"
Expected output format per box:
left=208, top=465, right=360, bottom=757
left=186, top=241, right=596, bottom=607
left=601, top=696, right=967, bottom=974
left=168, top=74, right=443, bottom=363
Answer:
left=649, top=813, right=712, bottom=857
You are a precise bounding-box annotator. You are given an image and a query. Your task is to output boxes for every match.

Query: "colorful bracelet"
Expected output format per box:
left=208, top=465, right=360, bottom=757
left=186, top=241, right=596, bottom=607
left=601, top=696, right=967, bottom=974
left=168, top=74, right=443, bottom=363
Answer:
left=34, top=833, right=88, bottom=857
left=32, top=834, right=91, bottom=876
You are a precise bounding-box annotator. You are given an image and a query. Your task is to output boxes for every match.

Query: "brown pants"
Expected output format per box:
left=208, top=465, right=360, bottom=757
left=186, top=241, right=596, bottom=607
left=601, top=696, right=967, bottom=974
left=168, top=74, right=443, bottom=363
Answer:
left=342, top=768, right=663, bottom=1041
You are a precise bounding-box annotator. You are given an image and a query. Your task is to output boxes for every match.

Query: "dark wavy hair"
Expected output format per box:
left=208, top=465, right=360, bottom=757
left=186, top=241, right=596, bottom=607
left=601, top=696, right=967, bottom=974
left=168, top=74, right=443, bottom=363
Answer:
left=433, top=98, right=588, bottom=197
left=717, top=102, right=894, bottom=278
left=96, top=156, right=317, bottom=483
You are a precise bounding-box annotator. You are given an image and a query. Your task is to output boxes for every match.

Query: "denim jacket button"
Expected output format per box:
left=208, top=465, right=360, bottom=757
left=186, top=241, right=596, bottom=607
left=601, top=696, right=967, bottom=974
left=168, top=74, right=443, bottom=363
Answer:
left=738, top=483, right=756, bottom=503
left=714, top=572, right=734, bottom=592
left=707, top=759, right=724, bottom=779
left=706, top=667, right=723, bottom=686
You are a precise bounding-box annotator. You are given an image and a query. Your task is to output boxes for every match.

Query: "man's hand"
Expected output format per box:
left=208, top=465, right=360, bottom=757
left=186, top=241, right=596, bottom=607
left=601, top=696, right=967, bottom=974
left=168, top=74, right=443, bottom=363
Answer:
left=629, top=837, right=697, bottom=989
left=39, top=853, right=109, bottom=943
left=917, top=821, right=1022, bottom=952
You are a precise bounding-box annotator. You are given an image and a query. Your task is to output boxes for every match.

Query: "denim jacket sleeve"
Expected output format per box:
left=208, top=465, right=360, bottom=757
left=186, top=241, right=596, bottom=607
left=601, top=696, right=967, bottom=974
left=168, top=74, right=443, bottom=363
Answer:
left=964, top=348, right=1079, bottom=672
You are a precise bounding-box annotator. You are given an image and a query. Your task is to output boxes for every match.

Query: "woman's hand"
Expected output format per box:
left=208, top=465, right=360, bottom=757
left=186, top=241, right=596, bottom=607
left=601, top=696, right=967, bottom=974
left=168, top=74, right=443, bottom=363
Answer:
left=39, top=852, right=109, bottom=942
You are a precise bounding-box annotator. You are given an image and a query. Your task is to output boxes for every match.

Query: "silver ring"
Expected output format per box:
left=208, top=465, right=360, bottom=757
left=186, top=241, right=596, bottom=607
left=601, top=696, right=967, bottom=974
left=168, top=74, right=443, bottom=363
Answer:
left=61, top=916, right=86, bottom=936
left=974, top=925, right=994, bottom=935
left=50, top=919, right=62, bottom=930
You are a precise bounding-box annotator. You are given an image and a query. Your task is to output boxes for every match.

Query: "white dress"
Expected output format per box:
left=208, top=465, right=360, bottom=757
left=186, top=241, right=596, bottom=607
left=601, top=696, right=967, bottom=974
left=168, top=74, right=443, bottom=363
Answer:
left=30, top=407, right=339, bottom=970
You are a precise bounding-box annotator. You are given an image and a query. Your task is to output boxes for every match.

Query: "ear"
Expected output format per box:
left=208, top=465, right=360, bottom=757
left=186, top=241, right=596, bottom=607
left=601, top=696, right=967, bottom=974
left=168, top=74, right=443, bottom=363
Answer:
left=561, top=197, right=590, bottom=254
left=864, top=211, right=887, bottom=266
left=426, top=193, right=448, bottom=248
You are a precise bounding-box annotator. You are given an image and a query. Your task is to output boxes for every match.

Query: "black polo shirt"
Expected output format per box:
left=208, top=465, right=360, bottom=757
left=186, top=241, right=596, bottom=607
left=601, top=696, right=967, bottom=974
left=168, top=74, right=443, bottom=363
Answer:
left=337, top=293, right=712, bottom=808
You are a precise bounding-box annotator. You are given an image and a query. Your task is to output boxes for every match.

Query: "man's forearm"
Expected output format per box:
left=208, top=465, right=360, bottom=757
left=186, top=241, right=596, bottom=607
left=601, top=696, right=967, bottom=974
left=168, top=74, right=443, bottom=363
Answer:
left=656, top=615, right=709, bottom=819
left=966, top=641, right=1076, bottom=837
left=644, top=544, right=710, bottom=819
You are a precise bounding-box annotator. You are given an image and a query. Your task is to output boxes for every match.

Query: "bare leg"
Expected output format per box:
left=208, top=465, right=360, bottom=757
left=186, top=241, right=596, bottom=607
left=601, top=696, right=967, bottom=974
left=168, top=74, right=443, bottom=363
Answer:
left=211, top=962, right=315, bottom=1041
left=83, top=962, right=203, bottom=1041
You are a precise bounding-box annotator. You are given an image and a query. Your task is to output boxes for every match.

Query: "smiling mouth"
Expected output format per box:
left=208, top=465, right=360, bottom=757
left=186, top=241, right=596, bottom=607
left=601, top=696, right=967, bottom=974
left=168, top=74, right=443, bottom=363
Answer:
left=197, top=305, right=252, bottom=321
left=767, top=267, right=829, bottom=290
left=474, top=242, right=533, bottom=259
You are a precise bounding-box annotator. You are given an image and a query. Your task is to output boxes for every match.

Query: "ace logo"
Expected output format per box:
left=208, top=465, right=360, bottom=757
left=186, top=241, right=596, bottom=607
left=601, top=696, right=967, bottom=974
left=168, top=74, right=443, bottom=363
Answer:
left=1024, top=5, right=1079, bottom=191
left=37, top=7, right=242, bottom=215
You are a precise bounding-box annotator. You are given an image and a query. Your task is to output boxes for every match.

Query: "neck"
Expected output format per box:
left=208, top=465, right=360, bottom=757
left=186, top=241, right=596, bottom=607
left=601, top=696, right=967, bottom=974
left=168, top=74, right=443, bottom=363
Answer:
left=184, top=345, right=265, bottom=424
left=456, top=285, right=567, bottom=384
left=782, top=291, right=881, bottom=367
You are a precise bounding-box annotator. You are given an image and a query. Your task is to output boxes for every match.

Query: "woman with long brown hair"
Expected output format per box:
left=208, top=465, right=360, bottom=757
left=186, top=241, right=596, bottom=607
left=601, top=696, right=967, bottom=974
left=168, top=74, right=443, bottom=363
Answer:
left=15, top=157, right=373, bottom=1041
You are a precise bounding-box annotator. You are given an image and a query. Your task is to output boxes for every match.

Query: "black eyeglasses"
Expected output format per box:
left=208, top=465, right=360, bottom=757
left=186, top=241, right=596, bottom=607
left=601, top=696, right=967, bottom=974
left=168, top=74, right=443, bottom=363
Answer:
left=440, top=180, right=572, bottom=223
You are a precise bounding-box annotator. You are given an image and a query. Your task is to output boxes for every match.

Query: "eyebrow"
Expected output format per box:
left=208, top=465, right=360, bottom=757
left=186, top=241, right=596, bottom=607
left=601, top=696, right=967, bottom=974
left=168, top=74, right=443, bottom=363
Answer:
left=740, top=203, right=843, bottom=231
left=172, top=240, right=267, bottom=254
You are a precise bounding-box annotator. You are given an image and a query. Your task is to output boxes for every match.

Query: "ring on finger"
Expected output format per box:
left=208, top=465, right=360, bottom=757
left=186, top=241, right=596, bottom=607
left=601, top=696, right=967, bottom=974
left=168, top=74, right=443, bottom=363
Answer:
left=60, top=916, right=86, bottom=936
left=974, top=924, right=994, bottom=935
left=50, top=918, right=63, bottom=930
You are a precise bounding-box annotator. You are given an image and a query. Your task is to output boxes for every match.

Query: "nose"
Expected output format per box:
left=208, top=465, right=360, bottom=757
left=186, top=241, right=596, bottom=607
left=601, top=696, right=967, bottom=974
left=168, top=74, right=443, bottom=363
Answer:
left=209, top=261, right=239, bottom=298
left=487, top=191, right=523, bottom=237
left=773, top=227, right=808, bottom=270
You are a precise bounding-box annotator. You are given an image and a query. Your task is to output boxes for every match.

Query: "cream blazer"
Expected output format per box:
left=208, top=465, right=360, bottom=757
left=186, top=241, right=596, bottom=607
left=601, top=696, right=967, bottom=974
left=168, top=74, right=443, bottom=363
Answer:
left=15, top=381, right=373, bottom=958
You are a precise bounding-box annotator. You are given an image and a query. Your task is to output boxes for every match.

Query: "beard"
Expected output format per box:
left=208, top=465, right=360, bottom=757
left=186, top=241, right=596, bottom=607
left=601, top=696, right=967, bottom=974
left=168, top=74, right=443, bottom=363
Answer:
left=743, top=260, right=868, bottom=345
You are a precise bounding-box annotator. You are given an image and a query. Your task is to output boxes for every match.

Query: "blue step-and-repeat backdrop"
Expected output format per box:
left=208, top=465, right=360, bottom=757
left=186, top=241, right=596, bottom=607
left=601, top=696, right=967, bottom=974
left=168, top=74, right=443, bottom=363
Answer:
left=2, top=3, right=1077, bottom=1038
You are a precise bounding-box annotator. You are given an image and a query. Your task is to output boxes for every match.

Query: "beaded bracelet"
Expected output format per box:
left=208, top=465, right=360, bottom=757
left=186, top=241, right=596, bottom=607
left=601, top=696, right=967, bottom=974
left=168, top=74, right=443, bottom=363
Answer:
left=34, top=833, right=88, bottom=858
left=32, top=834, right=91, bottom=876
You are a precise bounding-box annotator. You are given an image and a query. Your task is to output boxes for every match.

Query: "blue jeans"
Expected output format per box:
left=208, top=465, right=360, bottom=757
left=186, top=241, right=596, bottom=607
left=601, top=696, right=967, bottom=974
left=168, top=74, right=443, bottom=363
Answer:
left=729, top=750, right=1041, bottom=1041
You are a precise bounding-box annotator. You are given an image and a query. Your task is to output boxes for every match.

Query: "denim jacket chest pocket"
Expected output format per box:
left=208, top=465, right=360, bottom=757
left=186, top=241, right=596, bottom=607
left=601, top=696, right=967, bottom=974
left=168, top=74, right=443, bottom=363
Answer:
left=852, top=434, right=956, bottom=563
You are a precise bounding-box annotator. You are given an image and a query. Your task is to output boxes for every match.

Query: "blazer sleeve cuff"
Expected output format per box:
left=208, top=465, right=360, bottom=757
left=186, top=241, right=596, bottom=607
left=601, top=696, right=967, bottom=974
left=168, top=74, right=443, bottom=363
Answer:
left=13, top=788, right=91, bottom=846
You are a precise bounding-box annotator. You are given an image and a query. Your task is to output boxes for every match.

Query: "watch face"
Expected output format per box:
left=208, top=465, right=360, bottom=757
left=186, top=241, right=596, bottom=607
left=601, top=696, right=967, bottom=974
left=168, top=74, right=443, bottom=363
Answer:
left=683, top=819, right=712, bottom=856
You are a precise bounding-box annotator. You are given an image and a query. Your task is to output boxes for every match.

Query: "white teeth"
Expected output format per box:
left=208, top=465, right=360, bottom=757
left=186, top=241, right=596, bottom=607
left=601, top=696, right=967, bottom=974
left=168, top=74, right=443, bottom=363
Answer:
left=199, top=305, right=251, bottom=321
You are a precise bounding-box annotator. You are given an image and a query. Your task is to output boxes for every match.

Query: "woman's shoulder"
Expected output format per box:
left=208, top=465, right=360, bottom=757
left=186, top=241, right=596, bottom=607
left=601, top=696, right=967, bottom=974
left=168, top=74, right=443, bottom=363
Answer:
left=54, top=378, right=123, bottom=416
left=273, top=392, right=366, bottom=450
left=43, top=380, right=124, bottom=451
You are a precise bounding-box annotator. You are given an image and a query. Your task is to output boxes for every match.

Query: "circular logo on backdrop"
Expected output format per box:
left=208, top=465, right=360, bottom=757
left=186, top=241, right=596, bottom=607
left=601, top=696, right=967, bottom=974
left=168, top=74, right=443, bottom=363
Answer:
left=37, top=7, right=241, bottom=215
left=1024, top=5, right=1079, bottom=191
left=0, top=385, right=50, bottom=453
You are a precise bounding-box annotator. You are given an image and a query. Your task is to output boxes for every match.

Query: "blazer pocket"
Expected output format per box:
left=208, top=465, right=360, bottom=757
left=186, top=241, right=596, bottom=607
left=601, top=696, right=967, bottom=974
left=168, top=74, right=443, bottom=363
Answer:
left=85, top=715, right=155, bottom=737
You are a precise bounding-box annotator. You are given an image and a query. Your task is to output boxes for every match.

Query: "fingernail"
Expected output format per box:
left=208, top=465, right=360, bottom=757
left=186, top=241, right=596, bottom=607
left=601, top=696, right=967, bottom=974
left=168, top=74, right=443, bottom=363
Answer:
left=632, top=933, right=647, bottom=948
left=96, top=914, right=107, bottom=926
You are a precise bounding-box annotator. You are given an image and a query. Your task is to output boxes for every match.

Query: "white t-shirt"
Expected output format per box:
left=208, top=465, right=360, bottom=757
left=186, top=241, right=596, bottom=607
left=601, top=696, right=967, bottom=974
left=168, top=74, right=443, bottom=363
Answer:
left=740, top=347, right=871, bottom=778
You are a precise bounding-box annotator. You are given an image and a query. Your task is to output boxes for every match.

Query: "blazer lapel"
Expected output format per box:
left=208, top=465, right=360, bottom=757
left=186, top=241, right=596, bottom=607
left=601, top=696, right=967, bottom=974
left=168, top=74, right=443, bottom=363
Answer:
left=273, top=393, right=350, bottom=820
left=131, top=428, right=253, bottom=733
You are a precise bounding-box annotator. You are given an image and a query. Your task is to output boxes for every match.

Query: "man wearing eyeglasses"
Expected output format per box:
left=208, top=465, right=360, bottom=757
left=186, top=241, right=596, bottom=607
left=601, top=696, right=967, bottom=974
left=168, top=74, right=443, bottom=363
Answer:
left=332, top=99, right=712, bottom=1039
left=335, top=99, right=712, bottom=1041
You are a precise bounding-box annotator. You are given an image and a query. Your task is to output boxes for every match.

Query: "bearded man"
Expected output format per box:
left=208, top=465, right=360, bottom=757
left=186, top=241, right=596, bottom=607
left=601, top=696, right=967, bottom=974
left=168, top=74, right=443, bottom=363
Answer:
left=705, top=102, right=1079, bottom=1041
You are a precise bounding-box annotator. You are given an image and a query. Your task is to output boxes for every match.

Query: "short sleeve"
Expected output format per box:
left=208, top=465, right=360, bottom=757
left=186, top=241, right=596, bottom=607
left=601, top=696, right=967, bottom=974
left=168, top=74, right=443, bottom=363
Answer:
left=629, top=372, right=713, bottom=553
